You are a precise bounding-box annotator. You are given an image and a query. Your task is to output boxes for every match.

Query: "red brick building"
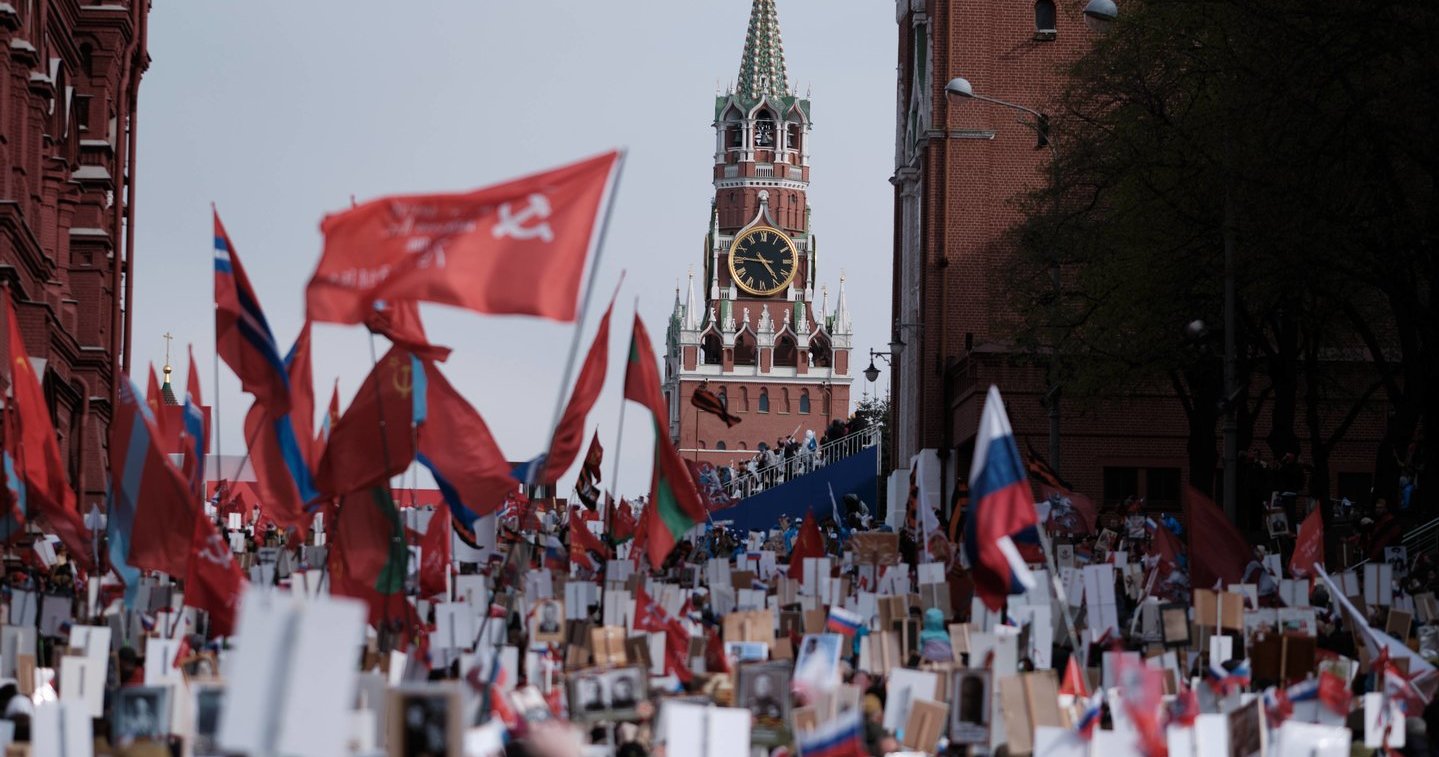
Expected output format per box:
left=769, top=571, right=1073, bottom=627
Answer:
left=889, top=0, right=1383, bottom=513
left=665, top=0, right=853, bottom=467
left=1, top=1, right=149, bottom=510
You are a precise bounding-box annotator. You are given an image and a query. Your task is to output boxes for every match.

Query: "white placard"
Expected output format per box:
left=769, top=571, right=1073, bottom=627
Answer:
left=1083, top=564, right=1119, bottom=635
left=1363, top=692, right=1405, bottom=748
left=144, top=636, right=183, bottom=685
left=58, top=656, right=104, bottom=719
left=659, top=701, right=751, bottom=756
left=883, top=668, right=940, bottom=733
left=32, top=700, right=92, bottom=757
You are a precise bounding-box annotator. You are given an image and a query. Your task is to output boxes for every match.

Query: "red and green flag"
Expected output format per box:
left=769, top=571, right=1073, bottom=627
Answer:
left=623, top=315, right=707, bottom=567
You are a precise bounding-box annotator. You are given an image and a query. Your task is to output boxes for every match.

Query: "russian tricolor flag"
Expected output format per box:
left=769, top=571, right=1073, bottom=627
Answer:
left=963, top=386, right=1039, bottom=610
left=825, top=606, right=863, bottom=638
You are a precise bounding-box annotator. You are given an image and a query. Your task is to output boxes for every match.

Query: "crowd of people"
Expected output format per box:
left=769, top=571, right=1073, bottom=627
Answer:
left=718, top=416, right=876, bottom=497
left=6, top=463, right=1439, bottom=756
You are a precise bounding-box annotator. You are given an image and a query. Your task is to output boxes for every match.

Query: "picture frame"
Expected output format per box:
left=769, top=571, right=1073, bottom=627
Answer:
left=1266, top=509, right=1291, bottom=538
left=949, top=669, right=991, bottom=746
left=567, top=665, right=648, bottom=723
left=191, top=683, right=226, bottom=757
left=529, top=598, right=565, bottom=645
left=387, top=683, right=462, bottom=757
left=737, top=662, right=792, bottom=745
left=1160, top=603, right=1191, bottom=648
left=113, top=685, right=173, bottom=746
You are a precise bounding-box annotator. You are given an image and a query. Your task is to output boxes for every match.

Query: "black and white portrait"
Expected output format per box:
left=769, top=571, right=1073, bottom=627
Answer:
left=530, top=599, right=565, bottom=644
left=388, top=685, right=459, bottom=757
left=1266, top=510, right=1291, bottom=538
left=949, top=670, right=991, bottom=746
left=113, top=686, right=171, bottom=746
left=737, top=663, right=791, bottom=745
left=605, top=667, right=646, bottom=720
left=191, top=685, right=224, bottom=757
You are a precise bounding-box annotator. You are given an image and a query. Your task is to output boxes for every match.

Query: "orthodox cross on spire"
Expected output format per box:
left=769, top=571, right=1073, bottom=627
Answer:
left=736, top=0, right=789, bottom=101
left=161, top=331, right=174, bottom=376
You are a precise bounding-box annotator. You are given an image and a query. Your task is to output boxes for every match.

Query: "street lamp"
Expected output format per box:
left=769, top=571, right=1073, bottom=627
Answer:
left=945, top=79, right=1063, bottom=471
left=944, top=78, right=1050, bottom=150
left=865, top=349, right=892, bottom=384
left=1082, top=0, right=1119, bottom=31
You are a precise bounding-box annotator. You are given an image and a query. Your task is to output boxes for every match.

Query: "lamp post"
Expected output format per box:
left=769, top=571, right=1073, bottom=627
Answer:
left=944, top=79, right=1064, bottom=474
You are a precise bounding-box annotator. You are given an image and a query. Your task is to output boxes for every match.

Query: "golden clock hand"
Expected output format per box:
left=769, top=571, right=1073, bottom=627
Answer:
left=754, top=253, right=781, bottom=279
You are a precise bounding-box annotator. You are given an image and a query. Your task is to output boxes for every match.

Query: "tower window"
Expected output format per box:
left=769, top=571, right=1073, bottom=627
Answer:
left=782, top=388, right=791, bottom=414
left=758, top=388, right=770, bottom=413
left=702, top=332, right=723, bottom=365
left=740, top=387, right=750, bottom=412
left=726, top=124, right=742, bottom=149
left=787, top=123, right=802, bottom=156
left=809, top=335, right=832, bottom=368
left=755, top=111, right=777, bottom=148
left=799, top=390, right=811, bottom=414
left=774, top=335, right=797, bottom=367
left=1035, top=0, right=1057, bottom=36
left=734, top=332, right=757, bottom=366
left=716, top=441, right=727, bottom=451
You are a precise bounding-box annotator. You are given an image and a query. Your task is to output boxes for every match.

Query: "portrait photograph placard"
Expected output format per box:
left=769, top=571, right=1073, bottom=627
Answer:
left=529, top=598, right=566, bottom=645
left=736, top=662, right=791, bottom=745
left=567, top=665, right=648, bottom=723
left=113, top=685, right=172, bottom=747
left=950, top=669, right=991, bottom=746
left=386, top=683, right=461, bottom=757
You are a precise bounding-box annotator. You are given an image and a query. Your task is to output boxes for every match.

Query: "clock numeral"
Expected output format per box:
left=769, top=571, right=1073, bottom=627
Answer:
left=759, top=232, right=769, bottom=243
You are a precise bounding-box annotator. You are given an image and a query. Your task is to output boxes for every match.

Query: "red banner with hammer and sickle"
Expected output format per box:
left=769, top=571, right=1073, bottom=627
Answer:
left=307, top=151, right=622, bottom=325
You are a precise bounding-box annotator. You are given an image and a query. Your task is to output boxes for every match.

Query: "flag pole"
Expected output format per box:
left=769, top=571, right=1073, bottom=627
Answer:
left=598, top=370, right=632, bottom=615
left=539, top=151, right=627, bottom=475
left=210, top=204, right=225, bottom=503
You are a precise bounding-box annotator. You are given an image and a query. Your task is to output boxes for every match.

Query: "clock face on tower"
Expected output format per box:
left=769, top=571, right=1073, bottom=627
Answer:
left=728, top=226, right=798, bottom=296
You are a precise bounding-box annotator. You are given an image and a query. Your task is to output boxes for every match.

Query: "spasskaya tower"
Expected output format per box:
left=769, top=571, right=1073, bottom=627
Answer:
left=665, top=0, right=853, bottom=466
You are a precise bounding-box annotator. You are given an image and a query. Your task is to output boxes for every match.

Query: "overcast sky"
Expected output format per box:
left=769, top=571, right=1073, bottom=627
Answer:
left=130, top=1, right=896, bottom=497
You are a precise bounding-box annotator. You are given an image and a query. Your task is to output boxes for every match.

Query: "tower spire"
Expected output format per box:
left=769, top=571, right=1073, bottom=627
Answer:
left=736, top=0, right=789, bottom=101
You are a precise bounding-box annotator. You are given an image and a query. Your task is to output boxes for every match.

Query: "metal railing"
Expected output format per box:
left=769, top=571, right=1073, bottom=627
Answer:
left=720, top=426, right=881, bottom=499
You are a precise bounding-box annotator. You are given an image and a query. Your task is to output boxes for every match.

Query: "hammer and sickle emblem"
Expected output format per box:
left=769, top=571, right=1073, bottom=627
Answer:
left=198, top=534, right=232, bottom=568
left=492, top=193, right=555, bottom=243
left=392, top=360, right=413, bottom=398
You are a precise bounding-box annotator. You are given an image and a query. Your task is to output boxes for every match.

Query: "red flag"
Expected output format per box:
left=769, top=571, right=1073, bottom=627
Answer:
left=704, top=626, right=732, bottom=674
left=634, top=584, right=692, bottom=683
left=1115, top=653, right=1167, bottom=757
left=1183, top=485, right=1250, bottom=589
left=146, top=364, right=169, bottom=441
left=1289, top=507, right=1324, bottom=578
left=316, top=348, right=425, bottom=497
left=786, top=511, right=824, bottom=583
left=184, top=514, right=245, bottom=637
left=570, top=514, right=609, bottom=571
left=214, top=210, right=292, bottom=416
left=624, top=316, right=708, bottom=567
left=1060, top=655, right=1089, bottom=698
left=543, top=287, right=618, bottom=481
left=179, top=348, right=209, bottom=495
left=108, top=379, right=198, bottom=577
left=366, top=300, right=452, bottom=362
left=684, top=459, right=739, bottom=513
left=630, top=502, right=650, bottom=567
left=5, top=292, right=91, bottom=569
left=1149, top=519, right=1184, bottom=576
left=316, top=379, right=340, bottom=460
left=1026, top=443, right=1095, bottom=534
left=418, top=508, right=451, bottom=599
left=285, top=323, right=317, bottom=469
left=308, top=151, right=622, bottom=325
left=1318, top=671, right=1351, bottom=715
left=328, top=488, right=417, bottom=643
left=416, top=364, right=516, bottom=524
left=612, top=499, right=637, bottom=542
left=243, top=403, right=310, bottom=530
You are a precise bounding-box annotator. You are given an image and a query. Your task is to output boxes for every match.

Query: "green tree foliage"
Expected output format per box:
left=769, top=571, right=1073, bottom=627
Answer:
left=1005, top=0, right=1437, bottom=509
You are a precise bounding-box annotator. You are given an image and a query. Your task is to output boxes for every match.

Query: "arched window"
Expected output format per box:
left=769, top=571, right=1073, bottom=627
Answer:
left=716, top=441, right=727, bottom=451
left=718, top=386, right=729, bottom=411
left=782, top=388, right=791, bottom=413
left=758, top=388, right=770, bottom=413
left=702, top=332, right=723, bottom=365
left=799, top=390, right=811, bottom=414
left=809, top=335, right=832, bottom=368
left=774, top=335, right=798, bottom=367
left=699, top=441, right=707, bottom=450
left=1035, top=0, right=1057, bottom=33
left=734, top=332, right=757, bottom=366
left=787, top=122, right=802, bottom=156
left=754, top=110, right=777, bottom=148
left=740, top=387, right=750, bottom=412
left=739, top=442, right=749, bottom=451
